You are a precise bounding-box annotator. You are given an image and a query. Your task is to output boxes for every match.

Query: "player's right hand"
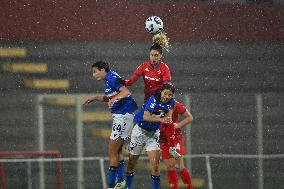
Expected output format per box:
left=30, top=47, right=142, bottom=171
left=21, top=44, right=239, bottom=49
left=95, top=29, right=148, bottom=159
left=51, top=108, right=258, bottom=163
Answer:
left=161, top=116, right=172, bottom=124
left=83, top=98, right=94, bottom=105
left=83, top=96, right=102, bottom=105
left=124, top=80, right=130, bottom=85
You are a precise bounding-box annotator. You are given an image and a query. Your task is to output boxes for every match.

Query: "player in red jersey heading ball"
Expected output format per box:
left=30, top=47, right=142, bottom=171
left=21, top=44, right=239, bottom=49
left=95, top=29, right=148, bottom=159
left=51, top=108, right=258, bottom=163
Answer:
left=125, top=32, right=172, bottom=102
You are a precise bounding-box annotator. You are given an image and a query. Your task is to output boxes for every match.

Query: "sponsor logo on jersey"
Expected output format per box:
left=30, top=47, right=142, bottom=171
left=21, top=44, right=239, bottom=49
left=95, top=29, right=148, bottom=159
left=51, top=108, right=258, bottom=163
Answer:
left=145, top=75, right=160, bottom=82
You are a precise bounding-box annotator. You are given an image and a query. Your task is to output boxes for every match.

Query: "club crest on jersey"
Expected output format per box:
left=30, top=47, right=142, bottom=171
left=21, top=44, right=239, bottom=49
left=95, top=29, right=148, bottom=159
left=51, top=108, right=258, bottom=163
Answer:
left=157, top=70, right=161, bottom=74
left=145, top=68, right=149, bottom=72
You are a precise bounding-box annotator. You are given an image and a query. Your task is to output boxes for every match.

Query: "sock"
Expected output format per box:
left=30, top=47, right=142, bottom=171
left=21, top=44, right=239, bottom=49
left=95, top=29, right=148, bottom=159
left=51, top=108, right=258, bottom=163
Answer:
left=108, top=166, right=117, bottom=188
left=179, top=167, right=192, bottom=189
left=151, top=175, right=160, bottom=189
left=168, top=170, right=178, bottom=189
left=126, top=172, right=135, bottom=189
left=117, top=160, right=125, bottom=183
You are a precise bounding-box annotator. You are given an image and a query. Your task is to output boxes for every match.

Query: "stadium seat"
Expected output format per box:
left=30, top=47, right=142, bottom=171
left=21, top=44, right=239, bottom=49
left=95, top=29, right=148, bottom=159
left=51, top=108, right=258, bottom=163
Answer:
left=91, top=128, right=111, bottom=138
left=1, top=63, right=47, bottom=73
left=68, top=111, right=112, bottom=122
left=0, top=48, right=27, bottom=58
left=23, top=79, right=70, bottom=90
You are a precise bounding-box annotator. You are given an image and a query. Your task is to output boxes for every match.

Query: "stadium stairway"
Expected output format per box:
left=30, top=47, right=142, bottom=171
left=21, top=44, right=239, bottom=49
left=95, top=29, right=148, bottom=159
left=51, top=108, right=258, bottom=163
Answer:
left=0, top=46, right=72, bottom=151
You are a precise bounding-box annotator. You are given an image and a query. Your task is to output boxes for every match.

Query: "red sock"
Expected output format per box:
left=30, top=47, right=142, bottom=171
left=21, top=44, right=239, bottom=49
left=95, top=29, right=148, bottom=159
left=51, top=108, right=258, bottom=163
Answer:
left=179, top=167, right=192, bottom=189
left=168, top=170, right=178, bottom=189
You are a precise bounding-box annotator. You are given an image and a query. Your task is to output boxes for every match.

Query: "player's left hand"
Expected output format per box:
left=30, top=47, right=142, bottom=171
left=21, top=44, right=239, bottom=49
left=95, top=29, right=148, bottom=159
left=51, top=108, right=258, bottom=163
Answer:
left=161, top=116, right=172, bottom=124
left=83, top=98, right=94, bottom=105
left=108, top=98, right=117, bottom=109
left=174, top=123, right=181, bottom=129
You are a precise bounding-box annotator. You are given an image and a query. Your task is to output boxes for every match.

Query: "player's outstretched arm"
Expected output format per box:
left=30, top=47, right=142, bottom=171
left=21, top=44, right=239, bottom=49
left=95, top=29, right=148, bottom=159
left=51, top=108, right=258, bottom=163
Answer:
left=125, top=73, right=140, bottom=86
left=83, top=95, right=108, bottom=105
left=125, top=64, right=143, bottom=86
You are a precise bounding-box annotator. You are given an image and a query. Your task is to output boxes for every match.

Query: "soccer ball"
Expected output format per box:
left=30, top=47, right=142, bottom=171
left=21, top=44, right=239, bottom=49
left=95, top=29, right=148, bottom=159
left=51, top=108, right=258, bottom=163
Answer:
left=145, top=16, right=164, bottom=34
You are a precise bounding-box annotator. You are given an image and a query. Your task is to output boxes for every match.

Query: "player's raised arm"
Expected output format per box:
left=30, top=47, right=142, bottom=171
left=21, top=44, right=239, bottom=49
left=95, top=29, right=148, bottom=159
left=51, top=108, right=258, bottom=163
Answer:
left=83, top=95, right=108, bottom=105
left=125, top=64, right=143, bottom=86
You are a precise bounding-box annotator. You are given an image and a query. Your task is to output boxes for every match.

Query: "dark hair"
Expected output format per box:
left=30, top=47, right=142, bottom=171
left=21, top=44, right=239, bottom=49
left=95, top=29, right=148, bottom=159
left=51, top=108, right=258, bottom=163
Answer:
left=92, top=61, right=110, bottom=72
left=150, top=43, right=163, bottom=54
left=154, top=83, right=175, bottom=101
left=161, top=83, right=175, bottom=94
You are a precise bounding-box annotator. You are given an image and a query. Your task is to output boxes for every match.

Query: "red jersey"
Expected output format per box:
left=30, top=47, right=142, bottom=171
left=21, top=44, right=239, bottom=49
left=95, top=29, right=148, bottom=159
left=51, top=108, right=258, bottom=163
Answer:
left=160, top=101, right=186, bottom=140
left=171, top=101, right=186, bottom=137
left=125, top=60, right=171, bottom=101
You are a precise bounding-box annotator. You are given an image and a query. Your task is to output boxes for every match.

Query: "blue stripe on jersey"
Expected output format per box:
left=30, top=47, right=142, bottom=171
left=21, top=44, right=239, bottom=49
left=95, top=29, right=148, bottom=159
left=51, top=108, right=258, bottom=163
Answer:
left=134, top=95, right=175, bottom=132
left=105, top=70, right=137, bottom=114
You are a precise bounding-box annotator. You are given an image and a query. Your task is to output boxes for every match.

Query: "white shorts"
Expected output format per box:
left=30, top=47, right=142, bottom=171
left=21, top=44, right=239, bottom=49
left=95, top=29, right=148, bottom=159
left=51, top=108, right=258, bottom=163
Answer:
left=128, top=124, right=160, bottom=155
left=110, top=113, right=134, bottom=141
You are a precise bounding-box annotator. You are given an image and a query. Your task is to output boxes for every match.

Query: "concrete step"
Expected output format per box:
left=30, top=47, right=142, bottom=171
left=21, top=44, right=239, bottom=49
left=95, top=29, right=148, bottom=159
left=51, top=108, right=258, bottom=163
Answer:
left=1, top=63, right=47, bottom=74
left=0, top=48, right=27, bottom=58
left=24, top=79, right=70, bottom=90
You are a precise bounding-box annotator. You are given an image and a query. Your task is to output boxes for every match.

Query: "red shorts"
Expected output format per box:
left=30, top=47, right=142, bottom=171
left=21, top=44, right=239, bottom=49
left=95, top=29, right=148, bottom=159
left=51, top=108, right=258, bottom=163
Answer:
left=160, top=136, right=185, bottom=160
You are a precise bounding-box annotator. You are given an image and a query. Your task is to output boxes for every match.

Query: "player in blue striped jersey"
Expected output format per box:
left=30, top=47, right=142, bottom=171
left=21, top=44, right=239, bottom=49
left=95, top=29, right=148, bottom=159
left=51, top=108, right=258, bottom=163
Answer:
left=125, top=83, right=176, bottom=189
left=84, top=61, right=137, bottom=189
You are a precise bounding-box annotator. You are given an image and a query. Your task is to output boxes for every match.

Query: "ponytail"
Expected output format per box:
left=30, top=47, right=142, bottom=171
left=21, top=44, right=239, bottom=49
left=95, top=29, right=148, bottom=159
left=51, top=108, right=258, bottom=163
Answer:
left=152, top=32, right=170, bottom=52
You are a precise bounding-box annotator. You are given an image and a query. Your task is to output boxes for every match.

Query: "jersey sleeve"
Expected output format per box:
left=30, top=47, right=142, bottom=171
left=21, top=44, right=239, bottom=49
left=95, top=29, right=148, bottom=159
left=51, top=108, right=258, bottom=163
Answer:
left=125, top=63, right=144, bottom=86
left=143, top=96, right=157, bottom=113
left=111, top=77, right=124, bottom=91
left=162, top=64, right=172, bottom=83
left=134, top=63, right=144, bottom=76
left=175, top=101, right=186, bottom=114
left=169, top=99, right=176, bottom=110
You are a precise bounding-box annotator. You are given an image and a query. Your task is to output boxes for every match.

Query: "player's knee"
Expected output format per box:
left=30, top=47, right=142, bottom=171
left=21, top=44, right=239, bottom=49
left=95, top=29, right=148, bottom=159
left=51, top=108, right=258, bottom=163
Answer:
left=151, top=164, right=160, bottom=174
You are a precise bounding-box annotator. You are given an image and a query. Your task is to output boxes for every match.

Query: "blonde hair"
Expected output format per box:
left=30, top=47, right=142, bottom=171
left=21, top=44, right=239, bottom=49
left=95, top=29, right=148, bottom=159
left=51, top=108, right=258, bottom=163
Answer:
left=152, top=32, right=170, bottom=52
